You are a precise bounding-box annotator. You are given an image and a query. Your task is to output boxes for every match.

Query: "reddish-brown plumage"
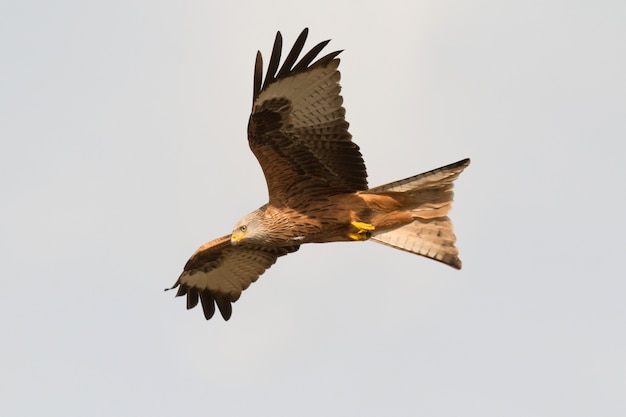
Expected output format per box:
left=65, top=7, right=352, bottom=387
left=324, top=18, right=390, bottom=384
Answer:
left=169, top=29, right=470, bottom=320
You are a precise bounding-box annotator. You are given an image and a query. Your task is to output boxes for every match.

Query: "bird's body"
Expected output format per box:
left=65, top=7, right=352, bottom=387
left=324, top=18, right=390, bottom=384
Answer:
left=169, top=29, right=470, bottom=321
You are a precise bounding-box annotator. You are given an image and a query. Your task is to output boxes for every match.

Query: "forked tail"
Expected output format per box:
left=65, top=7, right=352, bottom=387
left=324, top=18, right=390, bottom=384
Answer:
left=366, top=158, right=470, bottom=269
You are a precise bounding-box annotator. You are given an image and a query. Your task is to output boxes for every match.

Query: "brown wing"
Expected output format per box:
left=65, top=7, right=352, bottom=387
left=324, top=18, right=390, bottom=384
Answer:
left=248, top=28, right=368, bottom=207
left=169, top=235, right=299, bottom=320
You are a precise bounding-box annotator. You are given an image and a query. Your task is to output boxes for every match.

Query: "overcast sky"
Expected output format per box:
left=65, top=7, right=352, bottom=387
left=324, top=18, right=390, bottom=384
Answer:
left=2, top=1, right=626, bottom=416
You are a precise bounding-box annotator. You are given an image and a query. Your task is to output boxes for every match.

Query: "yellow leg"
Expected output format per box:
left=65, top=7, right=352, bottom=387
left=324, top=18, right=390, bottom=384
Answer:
left=348, top=221, right=375, bottom=241
left=351, top=221, right=375, bottom=231
left=348, top=232, right=369, bottom=241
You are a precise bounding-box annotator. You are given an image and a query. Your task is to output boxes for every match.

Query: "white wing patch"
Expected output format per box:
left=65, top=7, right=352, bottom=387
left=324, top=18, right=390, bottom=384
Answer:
left=178, top=246, right=280, bottom=299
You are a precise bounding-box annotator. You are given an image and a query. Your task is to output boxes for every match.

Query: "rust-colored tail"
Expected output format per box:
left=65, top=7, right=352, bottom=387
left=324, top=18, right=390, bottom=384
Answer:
left=366, top=158, right=470, bottom=269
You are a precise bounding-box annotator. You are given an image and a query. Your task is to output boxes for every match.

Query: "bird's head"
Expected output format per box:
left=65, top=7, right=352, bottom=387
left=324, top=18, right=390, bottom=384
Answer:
left=231, top=209, right=266, bottom=245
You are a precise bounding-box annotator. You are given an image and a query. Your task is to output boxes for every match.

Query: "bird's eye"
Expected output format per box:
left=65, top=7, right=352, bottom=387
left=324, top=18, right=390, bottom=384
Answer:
left=240, top=225, right=247, bottom=232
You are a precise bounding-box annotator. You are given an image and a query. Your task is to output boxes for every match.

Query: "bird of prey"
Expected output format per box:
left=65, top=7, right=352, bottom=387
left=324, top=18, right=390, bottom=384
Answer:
left=168, top=28, right=470, bottom=321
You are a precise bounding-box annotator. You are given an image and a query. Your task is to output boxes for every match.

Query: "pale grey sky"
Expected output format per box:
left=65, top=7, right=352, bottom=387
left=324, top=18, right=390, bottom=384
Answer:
left=2, top=1, right=626, bottom=416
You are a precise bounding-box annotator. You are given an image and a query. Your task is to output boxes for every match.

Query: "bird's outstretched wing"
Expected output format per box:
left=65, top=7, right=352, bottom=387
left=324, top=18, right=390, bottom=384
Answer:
left=169, top=235, right=299, bottom=320
left=248, top=28, right=368, bottom=207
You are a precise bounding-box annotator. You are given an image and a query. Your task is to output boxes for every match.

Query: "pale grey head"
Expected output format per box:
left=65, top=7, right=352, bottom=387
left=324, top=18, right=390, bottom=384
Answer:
left=230, top=207, right=268, bottom=245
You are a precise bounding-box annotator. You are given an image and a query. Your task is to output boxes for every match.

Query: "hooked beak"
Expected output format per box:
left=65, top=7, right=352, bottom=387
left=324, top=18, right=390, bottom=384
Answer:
left=231, top=232, right=245, bottom=245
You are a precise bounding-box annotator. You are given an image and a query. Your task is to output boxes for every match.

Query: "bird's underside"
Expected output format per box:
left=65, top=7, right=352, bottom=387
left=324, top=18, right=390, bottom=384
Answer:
left=168, top=28, right=470, bottom=321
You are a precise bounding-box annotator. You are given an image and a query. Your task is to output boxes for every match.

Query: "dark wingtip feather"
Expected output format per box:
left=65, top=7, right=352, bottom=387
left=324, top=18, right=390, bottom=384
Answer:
left=262, top=31, right=283, bottom=91
left=292, top=39, right=331, bottom=72
left=186, top=289, right=199, bottom=309
left=275, top=28, right=309, bottom=79
left=174, top=284, right=187, bottom=297
left=199, top=291, right=216, bottom=320
left=215, top=298, right=233, bottom=321
left=253, top=28, right=342, bottom=102
left=253, top=51, right=263, bottom=103
left=312, top=50, right=342, bottom=68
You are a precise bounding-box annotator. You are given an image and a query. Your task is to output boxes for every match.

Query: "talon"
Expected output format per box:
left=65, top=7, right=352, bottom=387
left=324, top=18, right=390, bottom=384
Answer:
left=348, top=232, right=369, bottom=241
left=348, top=221, right=375, bottom=241
left=351, top=221, right=375, bottom=232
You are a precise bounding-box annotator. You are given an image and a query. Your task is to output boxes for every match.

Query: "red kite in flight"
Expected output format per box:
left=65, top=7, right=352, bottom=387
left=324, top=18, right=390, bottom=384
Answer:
left=169, top=29, right=470, bottom=320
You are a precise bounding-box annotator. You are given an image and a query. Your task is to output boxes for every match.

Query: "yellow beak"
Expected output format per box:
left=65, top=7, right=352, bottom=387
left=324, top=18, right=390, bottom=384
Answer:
left=231, top=232, right=245, bottom=244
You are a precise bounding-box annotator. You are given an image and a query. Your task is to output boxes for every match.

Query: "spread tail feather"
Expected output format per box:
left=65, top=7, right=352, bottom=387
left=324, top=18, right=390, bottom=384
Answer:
left=367, top=158, right=470, bottom=269
left=367, top=158, right=470, bottom=193
left=371, top=218, right=462, bottom=269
